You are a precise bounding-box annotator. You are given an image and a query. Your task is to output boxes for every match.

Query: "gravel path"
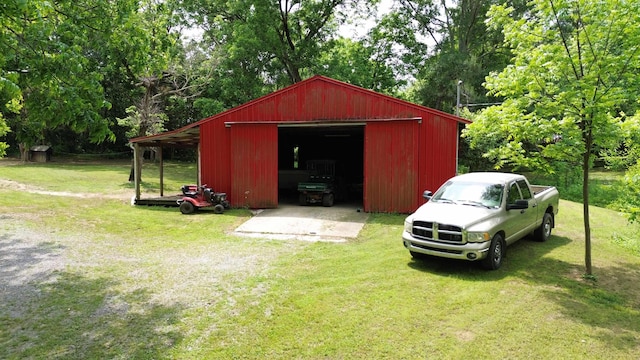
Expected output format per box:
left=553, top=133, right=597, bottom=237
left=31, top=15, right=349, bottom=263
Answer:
left=0, top=179, right=290, bottom=319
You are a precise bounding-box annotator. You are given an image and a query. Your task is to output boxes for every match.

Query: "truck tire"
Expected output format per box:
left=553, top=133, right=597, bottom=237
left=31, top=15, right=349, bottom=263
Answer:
left=481, top=234, right=504, bottom=270
left=534, top=212, right=553, bottom=242
left=322, top=193, right=334, bottom=207
left=299, top=193, right=307, bottom=206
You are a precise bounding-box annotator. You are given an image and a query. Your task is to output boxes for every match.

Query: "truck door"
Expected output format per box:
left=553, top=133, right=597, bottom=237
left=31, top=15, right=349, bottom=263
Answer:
left=516, top=179, right=538, bottom=233
left=503, top=181, right=535, bottom=244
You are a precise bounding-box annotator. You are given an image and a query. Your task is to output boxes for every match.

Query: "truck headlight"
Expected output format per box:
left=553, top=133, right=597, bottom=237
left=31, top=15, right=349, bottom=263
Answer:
left=466, top=231, right=490, bottom=243
left=404, top=218, right=413, bottom=233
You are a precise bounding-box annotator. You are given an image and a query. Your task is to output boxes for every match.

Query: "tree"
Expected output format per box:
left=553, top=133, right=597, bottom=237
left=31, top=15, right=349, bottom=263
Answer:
left=393, top=0, right=526, bottom=112
left=1, top=0, right=116, bottom=160
left=181, top=0, right=375, bottom=89
left=464, top=0, right=640, bottom=276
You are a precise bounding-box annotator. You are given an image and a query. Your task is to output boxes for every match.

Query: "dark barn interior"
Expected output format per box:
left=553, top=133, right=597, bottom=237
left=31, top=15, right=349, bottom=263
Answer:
left=277, top=125, right=364, bottom=205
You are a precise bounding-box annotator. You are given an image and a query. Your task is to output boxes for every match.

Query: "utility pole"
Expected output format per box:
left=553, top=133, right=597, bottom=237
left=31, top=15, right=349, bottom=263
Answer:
left=456, top=80, right=462, bottom=117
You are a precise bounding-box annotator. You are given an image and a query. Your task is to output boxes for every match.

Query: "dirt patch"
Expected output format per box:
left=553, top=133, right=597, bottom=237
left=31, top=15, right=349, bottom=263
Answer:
left=0, top=179, right=131, bottom=200
left=0, top=214, right=287, bottom=319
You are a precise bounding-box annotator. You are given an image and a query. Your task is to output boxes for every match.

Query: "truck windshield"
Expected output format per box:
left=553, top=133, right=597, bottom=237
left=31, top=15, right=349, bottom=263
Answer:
left=432, top=181, right=504, bottom=208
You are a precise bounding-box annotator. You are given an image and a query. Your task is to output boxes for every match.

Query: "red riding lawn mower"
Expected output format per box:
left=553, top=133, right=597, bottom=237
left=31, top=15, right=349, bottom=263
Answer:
left=177, top=184, right=230, bottom=215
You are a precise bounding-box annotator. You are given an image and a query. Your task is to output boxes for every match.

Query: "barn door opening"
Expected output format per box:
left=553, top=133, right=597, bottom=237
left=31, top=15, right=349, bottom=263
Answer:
left=277, top=124, right=364, bottom=205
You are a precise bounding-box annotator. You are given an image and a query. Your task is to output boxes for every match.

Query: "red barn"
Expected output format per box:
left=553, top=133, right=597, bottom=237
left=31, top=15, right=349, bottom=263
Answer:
left=131, top=75, right=469, bottom=213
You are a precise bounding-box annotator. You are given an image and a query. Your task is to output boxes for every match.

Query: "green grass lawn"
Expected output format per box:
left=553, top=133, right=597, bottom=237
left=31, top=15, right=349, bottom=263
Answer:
left=1, top=160, right=639, bottom=359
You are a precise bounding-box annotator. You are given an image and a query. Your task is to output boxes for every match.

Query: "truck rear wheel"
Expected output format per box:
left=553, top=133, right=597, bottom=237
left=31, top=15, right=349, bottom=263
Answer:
left=534, top=212, right=553, bottom=242
left=481, top=234, right=504, bottom=270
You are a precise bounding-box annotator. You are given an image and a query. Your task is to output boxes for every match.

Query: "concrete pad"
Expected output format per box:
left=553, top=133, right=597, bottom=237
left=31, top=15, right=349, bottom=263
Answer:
left=233, top=204, right=369, bottom=242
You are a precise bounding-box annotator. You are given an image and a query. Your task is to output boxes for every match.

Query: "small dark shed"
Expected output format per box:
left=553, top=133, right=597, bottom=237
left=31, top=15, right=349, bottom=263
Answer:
left=131, top=76, right=470, bottom=213
left=29, top=145, right=52, bottom=163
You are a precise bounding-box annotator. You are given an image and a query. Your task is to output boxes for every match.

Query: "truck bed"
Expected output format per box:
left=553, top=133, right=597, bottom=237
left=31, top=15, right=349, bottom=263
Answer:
left=530, top=185, right=554, bottom=195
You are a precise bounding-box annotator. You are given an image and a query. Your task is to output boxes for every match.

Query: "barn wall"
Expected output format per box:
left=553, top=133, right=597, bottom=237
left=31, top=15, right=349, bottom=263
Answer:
left=418, top=112, right=459, bottom=199
left=364, top=120, right=419, bottom=213
left=229, top=123, right=278, bottom=208
left=200, top=121, right=231, bottom=194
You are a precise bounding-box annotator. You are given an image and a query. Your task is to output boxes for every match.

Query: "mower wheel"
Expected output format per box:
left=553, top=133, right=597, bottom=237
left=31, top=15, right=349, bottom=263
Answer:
left=213, top=204, right=225, bottom=214
left=179, top=201, right=195, bottom=214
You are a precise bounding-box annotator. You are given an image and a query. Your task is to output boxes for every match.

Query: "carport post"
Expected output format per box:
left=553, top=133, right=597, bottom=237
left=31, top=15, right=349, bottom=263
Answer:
left=197, top=142, right=201, bottom=187
left=158, top=146, right=164, bottom=197
left=134, top=143, right=141, bottom=201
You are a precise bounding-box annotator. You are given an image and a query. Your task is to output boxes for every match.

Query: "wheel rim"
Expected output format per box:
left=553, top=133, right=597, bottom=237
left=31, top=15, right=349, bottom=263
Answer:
left=544, top=217, right=552, bottom=238
left=493, top=242, right=502, bottom=265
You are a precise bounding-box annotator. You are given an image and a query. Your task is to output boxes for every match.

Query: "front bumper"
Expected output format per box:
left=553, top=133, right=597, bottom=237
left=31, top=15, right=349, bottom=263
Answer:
left=402, top=231, right=491, bottom=261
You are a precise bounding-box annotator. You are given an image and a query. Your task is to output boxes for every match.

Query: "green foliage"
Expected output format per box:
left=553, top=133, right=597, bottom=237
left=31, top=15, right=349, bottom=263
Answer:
left=311, top=37, right=404, bottom=95
left=618, top=162, right=640, bottom=223
left=465, top=0, right=640, bottom=174
left=117, top=106, right=167, bottom=139
left=1, top=0, right=117, bottom=149
left=395, top=0, right=521, bottom=112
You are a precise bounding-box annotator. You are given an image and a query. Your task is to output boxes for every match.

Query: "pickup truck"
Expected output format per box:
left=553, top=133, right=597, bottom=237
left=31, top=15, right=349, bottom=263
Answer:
left=402, top=172, right=559, bottom=270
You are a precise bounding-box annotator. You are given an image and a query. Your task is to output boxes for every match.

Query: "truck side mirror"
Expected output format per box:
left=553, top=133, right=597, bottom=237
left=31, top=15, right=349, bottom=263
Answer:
left=423, top=190, right=433, bottom=200
left=507, top=199, right=529, bottom=210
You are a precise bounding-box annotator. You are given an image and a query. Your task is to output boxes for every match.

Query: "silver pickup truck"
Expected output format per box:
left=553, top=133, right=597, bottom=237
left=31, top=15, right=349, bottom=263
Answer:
left=402, top=172, right=559, bottom=270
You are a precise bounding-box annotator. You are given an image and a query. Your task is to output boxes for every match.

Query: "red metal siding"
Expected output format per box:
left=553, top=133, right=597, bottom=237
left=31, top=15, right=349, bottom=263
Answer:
left=229, top=123, right=278, bottom=208
left=364, top=120, right=420, bottom=213
left=200, top=121, right=231, bottom=194
left=418, top=113, right=459, bottom=201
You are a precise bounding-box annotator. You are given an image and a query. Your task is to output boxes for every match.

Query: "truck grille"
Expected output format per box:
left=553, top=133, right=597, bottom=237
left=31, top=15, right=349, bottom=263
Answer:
left=412, top=221, right=464, bottom=243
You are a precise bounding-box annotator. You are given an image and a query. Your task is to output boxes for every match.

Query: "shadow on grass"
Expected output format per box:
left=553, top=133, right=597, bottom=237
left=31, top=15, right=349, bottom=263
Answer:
left=135, top=204, right=251, bottom=219
left=0, top=233, right=184, bottom=359
left=518, top=258, right=640, bottom=352
left=406, top=234, right=572, bottom=280
left=365, top=213, right=406, bottom=226
left=407, top=234, right=640, bottom=352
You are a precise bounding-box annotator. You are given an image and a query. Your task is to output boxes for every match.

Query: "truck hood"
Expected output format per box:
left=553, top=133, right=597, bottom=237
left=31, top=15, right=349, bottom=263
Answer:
left=410, top=201, right=496, bottom=229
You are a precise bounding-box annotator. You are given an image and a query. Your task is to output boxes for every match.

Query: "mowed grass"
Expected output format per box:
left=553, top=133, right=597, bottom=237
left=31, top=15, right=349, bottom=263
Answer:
left=1, top=160, right=639, bottom=359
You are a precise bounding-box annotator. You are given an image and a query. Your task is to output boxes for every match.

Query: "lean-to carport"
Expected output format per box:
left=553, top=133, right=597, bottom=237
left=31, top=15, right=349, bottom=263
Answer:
left=130, top=126, right=200, bottom=205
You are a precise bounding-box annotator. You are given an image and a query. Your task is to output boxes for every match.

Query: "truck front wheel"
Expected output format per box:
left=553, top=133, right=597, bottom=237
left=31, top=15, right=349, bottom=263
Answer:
left=534, top=212, right=553, bottom=242
left=481, top=234, right=504, bottom=270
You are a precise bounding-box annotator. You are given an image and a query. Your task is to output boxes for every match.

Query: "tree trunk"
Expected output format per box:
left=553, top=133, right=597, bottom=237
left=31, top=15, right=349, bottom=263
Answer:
left=129, top=160, right=135, bottom=182
left=583, top=129, right=593, bottom=275
left=19, top=143, right=28, bottom=162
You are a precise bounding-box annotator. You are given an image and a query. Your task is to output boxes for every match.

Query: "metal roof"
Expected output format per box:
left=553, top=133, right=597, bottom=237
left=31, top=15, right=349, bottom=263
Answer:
left=129, top=126, right=199, bottom=147
left=129, top=75, right=470, bottom=148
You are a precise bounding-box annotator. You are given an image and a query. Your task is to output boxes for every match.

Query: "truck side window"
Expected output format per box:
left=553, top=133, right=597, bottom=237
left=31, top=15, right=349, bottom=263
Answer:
left=507, top=182, right=521, bottom=204
left=516, top=179, right=532, bottom=199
